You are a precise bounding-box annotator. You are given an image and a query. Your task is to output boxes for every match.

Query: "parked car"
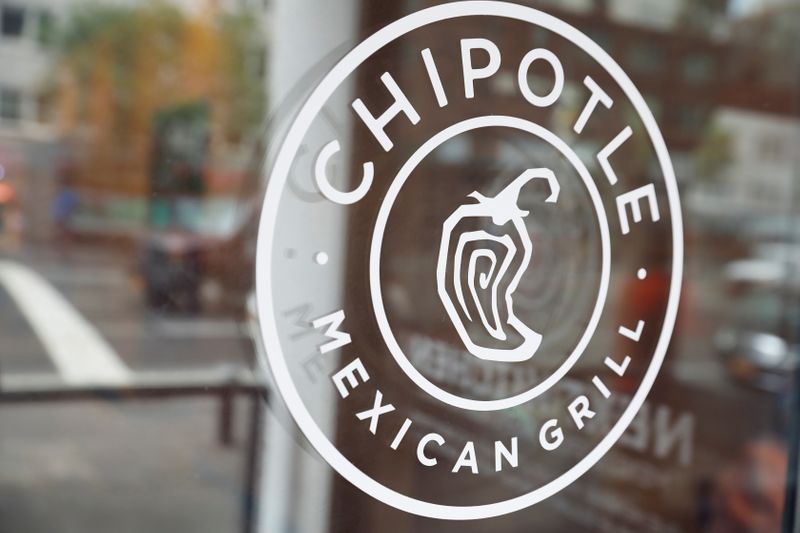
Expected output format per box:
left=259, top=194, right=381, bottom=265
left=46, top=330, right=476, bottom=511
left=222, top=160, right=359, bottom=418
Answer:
left=715, top=257, right=800, bottom=392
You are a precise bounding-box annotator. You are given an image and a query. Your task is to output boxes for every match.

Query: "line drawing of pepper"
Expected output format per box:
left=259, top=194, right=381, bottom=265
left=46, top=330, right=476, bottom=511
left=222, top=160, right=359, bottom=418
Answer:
left=436, top=168, right=560, bottom=363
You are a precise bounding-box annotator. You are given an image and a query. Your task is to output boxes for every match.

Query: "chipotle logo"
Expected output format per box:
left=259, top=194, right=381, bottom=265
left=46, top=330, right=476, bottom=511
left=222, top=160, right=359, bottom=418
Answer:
left=256, top=1, right=683, bottom=520
left=437, top=167, right=559, bottom=363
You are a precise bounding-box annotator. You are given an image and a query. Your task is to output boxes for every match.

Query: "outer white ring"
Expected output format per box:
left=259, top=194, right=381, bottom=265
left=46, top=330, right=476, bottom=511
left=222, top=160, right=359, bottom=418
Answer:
left=255, top=1, right=684, bottom=520
left=370, top=115, right=611, bottom=411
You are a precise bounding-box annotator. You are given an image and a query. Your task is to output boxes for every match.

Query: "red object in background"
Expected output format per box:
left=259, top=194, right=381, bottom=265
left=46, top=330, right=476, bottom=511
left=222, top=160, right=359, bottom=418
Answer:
left=0, top=182, right=17, bottom=204
left=713, top=440, right=788, bottom=533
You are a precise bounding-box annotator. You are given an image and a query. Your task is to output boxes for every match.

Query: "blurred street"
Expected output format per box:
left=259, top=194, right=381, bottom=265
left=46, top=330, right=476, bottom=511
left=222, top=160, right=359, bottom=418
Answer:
left=0, top=244, right=258, bottom=533
left=0, top=246, right=252, bottom=377
left=0, top=2, right=269, bottom=529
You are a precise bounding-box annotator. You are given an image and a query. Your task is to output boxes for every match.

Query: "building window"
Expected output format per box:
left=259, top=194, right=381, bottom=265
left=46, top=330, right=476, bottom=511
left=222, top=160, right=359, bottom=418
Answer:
left=677, top=105, right=706, bottom=131
left=249, top=47, right=267, bottom=79
left=585, top=29, right=612, bottom=53
left=644, top=94, right=663, bottom=121
left=0, top=88, right=22, bottom=122
left=36, top=10, right=55, bottom=45
left=36, top=92, right=53, bottom=124
left=530, top=27, right=549, bottom=47
left=683, top=54, right=716, bottom=85
left=1, top=5, right=25, bottom=38
left=627, top=43, right=665, bottom=76
left=759, top=135, right=786, bottom=163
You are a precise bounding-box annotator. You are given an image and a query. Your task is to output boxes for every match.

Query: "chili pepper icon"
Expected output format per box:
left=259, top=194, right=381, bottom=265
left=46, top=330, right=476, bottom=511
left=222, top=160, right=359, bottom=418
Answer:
left=436, top=168, right=560, bottom=362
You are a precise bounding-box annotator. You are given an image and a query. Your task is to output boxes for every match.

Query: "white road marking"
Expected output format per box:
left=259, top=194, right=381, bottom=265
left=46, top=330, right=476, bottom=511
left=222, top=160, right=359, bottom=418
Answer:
left=33, top=266, right=128, bottom=288
left=155, top=318, right=245, bottom=339
left=92, top=319, right=246, bottom=340
left=0, top=260, right=131, bottom=385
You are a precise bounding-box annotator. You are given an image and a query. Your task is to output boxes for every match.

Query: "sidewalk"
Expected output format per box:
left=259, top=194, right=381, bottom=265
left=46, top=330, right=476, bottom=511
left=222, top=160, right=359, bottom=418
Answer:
left=0, top=398, right=248, bottom=533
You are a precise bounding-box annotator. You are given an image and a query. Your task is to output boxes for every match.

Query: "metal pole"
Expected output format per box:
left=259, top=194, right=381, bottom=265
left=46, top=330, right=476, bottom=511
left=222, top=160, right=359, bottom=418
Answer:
left=242, top=389, right=266, bottom=533
left=220, top=385, right=235, bottom=447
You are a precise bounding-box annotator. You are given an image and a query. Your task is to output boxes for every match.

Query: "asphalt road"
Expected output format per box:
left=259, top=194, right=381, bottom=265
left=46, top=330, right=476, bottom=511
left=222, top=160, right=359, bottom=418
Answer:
left=0, top=248, right=252, bottom=376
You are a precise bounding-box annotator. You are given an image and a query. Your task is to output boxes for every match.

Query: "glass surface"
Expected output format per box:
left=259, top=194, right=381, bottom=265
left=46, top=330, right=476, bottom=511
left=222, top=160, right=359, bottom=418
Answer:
left=0, top=1, right=797, bottom=532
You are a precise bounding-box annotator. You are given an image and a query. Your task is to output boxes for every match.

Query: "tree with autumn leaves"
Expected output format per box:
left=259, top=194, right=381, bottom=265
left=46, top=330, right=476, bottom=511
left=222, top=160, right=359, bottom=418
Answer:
left=49, top=1, right=266, bottom=195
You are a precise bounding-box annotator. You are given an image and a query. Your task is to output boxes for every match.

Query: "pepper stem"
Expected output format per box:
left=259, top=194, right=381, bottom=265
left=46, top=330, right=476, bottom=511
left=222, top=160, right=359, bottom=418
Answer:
left=468, top=168, right=560, bottom=225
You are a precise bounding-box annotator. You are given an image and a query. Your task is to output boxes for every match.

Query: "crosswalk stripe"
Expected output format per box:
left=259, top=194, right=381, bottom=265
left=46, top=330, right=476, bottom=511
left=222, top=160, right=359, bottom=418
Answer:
left=0, top=260, right=131, bottom=385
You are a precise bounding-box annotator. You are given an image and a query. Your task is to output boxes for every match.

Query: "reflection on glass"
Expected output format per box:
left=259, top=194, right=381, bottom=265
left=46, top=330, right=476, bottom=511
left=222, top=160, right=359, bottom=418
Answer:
left=0, top=0, right=797, bottom=532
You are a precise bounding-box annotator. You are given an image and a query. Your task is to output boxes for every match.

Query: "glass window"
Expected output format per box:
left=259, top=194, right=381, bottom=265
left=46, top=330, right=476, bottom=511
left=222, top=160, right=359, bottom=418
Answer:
left=1, top=5, right=24, bottom=38
left=683, top=53, right=716, bottom=84
left=0, top=88, right=22, bottom=121
left=677, top=104, right=707, bottom=131
left=0, top=2, right=798, bottom=532
left=627, top=42, right=665, bottom=75
left=35, top=92, right=53, bottom=123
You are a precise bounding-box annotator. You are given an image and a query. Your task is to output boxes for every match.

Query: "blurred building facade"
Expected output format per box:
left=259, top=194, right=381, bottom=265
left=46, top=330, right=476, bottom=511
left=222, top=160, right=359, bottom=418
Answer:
left=689, top=1, right=800, bottom=216
left=0, top=0, right=82, bottom=241
left=0, top=0, right=269, bottom=243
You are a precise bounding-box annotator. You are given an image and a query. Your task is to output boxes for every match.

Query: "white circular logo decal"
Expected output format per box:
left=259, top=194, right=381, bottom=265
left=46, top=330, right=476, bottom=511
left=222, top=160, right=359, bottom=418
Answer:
left=256, top=1, right=683, bottom=521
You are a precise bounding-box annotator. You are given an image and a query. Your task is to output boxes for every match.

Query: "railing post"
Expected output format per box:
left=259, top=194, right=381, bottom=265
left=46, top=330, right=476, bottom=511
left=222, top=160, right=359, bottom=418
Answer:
left=242, top=389, right=265, bottom=533
left=219, top=384, right=235, bottom=447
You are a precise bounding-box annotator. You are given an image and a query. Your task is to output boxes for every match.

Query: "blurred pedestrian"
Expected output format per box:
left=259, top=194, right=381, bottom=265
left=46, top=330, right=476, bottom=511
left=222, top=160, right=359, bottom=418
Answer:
left=0, top=180, right=18, bottom=253
left=52, top=177, right=79, bottom=258
left=3, top=198, right=23, bottom=253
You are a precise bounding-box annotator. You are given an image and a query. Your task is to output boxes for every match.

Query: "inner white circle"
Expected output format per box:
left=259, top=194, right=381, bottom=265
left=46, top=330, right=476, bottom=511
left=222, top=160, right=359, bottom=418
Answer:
left=370, top=116, right=611, bottom=411
left=255, top=1, right=684, bottom=520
